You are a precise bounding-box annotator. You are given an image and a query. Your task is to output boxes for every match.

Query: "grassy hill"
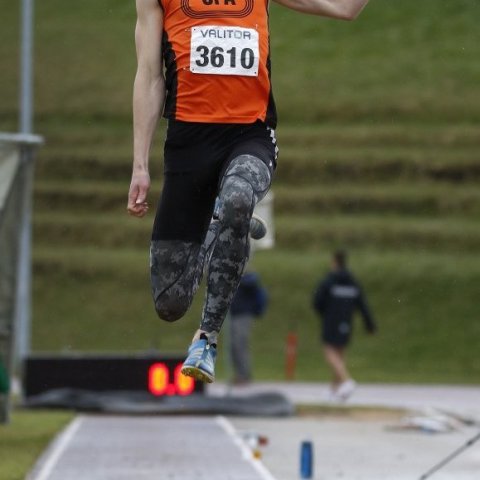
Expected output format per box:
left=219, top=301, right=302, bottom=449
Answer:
left=1, top=0, right=479, bottom=383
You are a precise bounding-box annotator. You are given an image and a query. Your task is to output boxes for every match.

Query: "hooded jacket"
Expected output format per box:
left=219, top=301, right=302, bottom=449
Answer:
left=313, top=268, right=376, bottom=334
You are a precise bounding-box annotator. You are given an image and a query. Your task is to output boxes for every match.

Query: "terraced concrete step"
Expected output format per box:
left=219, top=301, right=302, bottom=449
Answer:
left=32, top=212, right=480, bottom=252
left=33, top=181, right=480, bottom=216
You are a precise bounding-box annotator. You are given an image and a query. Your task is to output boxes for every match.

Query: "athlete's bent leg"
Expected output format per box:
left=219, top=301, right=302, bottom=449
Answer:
left=149, top=167, right=219, bottom=323
left=150, top=222, right=219, bottom=322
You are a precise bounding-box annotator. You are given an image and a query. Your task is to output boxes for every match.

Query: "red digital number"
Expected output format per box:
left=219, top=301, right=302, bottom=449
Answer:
left=148, top=362, right=194, bottom=396
left=174, top=364, right=195, bottom=396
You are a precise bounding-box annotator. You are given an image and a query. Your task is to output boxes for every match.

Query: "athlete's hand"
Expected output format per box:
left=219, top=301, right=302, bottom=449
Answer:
left=127, top=171, right=151, bottom=217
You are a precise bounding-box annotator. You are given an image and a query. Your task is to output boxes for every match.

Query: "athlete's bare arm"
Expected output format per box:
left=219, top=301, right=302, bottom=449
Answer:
left=272, top=0, right=369, bottom=19
left=128, top=0, right=165, bottom=217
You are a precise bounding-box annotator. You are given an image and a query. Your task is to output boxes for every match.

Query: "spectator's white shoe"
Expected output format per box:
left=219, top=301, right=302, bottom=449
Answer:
left=325, top=386, right=339, bottom=403
left=335, top=379, right=357, bottom=402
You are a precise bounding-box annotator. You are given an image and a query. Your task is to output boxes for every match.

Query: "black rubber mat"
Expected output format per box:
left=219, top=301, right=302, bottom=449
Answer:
left=24, top=390, right=295, bottom=417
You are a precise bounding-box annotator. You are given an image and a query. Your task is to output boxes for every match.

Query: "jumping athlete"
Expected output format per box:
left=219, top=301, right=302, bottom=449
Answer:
left=128, top=0, right=371, bottom=383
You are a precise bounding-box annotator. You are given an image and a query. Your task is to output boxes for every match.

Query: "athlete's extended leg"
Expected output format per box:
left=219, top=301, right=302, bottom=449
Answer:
left=181, top=154, right=272, bottom=382
left=201, top=154, right=271, bottom=338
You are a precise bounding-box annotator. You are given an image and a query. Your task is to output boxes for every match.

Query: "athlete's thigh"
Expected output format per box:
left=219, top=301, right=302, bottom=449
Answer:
left=152, top=121, right=234, bottom=243
left=222, top=122, right=277, bottom=200
left=152, top=169, right=218, bottom=244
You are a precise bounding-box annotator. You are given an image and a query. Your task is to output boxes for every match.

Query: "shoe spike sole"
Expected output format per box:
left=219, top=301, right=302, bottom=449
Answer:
left=181, top=366, right=214, bottom=384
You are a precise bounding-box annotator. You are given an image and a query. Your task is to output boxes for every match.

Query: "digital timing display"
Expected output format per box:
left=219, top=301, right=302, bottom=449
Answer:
left=24, top=354, right=204, bottom=398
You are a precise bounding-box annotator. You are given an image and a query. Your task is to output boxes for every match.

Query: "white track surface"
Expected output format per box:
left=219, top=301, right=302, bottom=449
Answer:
left=27, top=415, right=277, bottom=480
left=209, top=382, right=480, bottom=417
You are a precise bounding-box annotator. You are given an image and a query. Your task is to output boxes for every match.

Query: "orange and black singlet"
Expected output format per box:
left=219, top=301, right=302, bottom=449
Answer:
left=159, top=0, right=277, bottom=127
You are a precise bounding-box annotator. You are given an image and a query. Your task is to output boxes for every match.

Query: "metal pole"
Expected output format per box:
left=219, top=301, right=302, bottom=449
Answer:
left=0, top=133, right=42, bottom=423
left=20, top=0, right=34, bottom=134
left=223, top=312, right=233, bottom=395
left=419, top=431, right=480, bottom=480
left=15, top=0, right=36, bottom=361
left=14, top=151, right=35, bottom=361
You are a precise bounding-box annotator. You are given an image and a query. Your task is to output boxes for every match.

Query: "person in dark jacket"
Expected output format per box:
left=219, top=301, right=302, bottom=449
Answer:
left=229, top=271, right=268, bottom=385
left=313, top=250, right=376, bottom=401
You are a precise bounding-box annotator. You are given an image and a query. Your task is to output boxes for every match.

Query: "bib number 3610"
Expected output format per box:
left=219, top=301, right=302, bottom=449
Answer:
left=190, top=26, right=259, bottom=77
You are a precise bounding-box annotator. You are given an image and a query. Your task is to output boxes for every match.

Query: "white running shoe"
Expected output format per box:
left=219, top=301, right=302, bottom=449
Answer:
left=335, top=379, right=357, bottom=402
left=325, top=386, right=339, bottom=403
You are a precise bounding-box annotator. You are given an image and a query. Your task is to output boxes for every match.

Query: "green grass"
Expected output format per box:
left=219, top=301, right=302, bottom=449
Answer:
left=0, top=410, right=73, bottom=480
left=270, top=0, right=480, bottom=123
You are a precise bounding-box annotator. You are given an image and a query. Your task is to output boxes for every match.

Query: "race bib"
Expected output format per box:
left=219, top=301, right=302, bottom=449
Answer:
left=190, top=26, right=259, bottom=77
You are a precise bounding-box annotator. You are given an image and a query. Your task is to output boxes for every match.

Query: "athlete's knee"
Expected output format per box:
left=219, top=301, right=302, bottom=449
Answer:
left=149, top=240, right=201, bottom=322
left=153, top=293, right=190, bottom=323
left=223, top=154, right=272, bottom=200
left=219, top=176, right=254, bottom=232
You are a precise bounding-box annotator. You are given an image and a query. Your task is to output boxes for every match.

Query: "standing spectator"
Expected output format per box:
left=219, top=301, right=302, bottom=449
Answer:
left=313, top=250, right=376, bottom=402
left=229, top=271, right=268, bottom=385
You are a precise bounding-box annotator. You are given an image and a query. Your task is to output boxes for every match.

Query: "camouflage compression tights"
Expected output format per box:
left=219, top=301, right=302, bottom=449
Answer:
left=150, top=154, right=272, bottom=342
